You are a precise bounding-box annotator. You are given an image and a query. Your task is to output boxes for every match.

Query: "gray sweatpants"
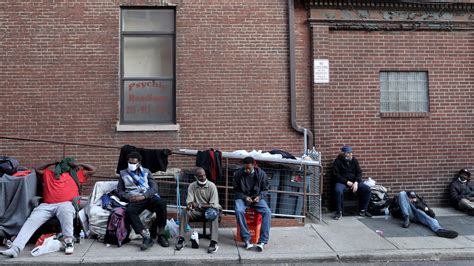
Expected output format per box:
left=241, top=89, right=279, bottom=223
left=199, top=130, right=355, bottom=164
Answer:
left=12, top=202, right=75, bottom=251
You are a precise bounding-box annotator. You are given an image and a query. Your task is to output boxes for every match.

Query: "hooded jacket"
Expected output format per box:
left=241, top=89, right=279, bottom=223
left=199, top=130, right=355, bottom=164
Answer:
left=332, top=154, right=362, bottom=185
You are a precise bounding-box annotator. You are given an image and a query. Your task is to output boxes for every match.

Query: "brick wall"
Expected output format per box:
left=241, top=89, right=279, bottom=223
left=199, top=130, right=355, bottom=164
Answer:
left=313, top=27, right=473, bottom=206
left=0, top=1, right=312, bottom=194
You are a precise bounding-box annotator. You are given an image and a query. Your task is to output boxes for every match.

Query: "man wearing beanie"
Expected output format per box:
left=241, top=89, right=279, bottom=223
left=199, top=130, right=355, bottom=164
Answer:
left=332, top=145, right=372, bottom=220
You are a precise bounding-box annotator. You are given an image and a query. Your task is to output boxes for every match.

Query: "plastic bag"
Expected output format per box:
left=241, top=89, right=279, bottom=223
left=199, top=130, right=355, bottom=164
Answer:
left=31, top=235, right=62, bottom=256
left=165, top=218, right=179, bottom=238
left=364, top=177, right=376, bottom=187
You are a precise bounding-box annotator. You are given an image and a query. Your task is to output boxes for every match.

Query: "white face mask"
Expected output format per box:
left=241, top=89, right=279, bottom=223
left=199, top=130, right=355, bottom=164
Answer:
left=128, top=163, right=139, bottom=172
left=197, top=178, right=208, bottom=186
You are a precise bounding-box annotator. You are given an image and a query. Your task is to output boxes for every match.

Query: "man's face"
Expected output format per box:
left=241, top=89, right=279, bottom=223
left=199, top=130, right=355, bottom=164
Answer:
left=195, top=169, right=207, bottom=183
left=244, top=163, right=254, bottom=174
left=460, top=172, right=469, bottom=181
left=343, top=152, right=353, bottom=160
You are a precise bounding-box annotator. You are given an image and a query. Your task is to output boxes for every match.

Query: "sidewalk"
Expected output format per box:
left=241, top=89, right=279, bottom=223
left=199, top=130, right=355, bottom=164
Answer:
left=1, top=208, right=474, bottom=265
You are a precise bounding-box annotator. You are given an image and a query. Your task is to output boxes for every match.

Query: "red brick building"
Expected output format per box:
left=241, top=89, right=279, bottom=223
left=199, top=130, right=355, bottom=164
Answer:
left=1, top=0, right=472, bottom=206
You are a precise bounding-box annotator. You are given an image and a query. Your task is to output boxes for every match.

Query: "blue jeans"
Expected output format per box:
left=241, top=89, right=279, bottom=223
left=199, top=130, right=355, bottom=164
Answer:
left=235, top=198, right=271, bottom=244
left=334, top=182, right=371, bottom=213
left=398, top=191, right=442, bottom=232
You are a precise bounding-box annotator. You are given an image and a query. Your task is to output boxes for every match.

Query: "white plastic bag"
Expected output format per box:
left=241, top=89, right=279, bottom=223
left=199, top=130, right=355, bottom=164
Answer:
left=31, top=236, right=62, bottom=257
left=166, top=218, right=179, bottom=238
left=364, top=177, right=376, bottom=187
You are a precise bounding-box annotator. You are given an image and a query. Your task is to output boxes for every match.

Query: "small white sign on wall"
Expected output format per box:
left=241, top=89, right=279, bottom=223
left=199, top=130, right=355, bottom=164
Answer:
left=314, top=59, right=329, bottom=84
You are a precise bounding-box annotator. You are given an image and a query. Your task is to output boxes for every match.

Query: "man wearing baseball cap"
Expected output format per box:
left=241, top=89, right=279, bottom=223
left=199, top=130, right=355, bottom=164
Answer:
left=332, top=145, right=372, bottom=220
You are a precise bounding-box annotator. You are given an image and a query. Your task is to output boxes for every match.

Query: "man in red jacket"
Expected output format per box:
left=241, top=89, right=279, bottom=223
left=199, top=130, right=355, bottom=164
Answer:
left=0, top=157, right=96, bottom=258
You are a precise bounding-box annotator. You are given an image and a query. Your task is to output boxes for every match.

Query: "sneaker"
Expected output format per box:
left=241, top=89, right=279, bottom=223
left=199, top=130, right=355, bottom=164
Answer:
left=255, top=242, right=265, bottom=252
left=157, top=234, right=169, bottom=247
left=190, top=231, right=199, bottom=249
left=207, top=240, right=219, bottom=253
left=402, top=216, right=410, bottom=228
left=175, top=237, right=185, bottom=251
left=0, top=245, right=20, bottom=258
left=244, top=240, right=253, bottom=250
left=359, top=210, right=372, bottom=218
left=334, top=212, right=342, bottom=220
left=435, top=229, right=458, bottom=239
left=140, top=237, right=154, bottom=250
left=64, top=241, right=74, bottom=255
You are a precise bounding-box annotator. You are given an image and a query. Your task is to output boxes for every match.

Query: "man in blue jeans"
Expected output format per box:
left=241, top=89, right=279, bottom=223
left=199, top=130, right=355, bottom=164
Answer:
left=398, top=191, right=458, bottom=238
left=332, top=145, right=372, bottom=220
left=233, top=156, right=271, bottom=252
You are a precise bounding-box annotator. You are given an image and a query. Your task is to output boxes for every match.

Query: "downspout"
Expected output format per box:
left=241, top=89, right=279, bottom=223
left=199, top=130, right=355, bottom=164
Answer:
left=288, top=0, right=313, bottom=154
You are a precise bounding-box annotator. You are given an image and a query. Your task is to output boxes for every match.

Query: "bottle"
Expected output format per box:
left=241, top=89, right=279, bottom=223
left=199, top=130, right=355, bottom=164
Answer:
left=384, top=207, right=390, bottom=220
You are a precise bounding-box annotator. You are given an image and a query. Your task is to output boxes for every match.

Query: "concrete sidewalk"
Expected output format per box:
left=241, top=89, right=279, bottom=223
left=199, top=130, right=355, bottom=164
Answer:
left=1, top=208, right=474, bottom=265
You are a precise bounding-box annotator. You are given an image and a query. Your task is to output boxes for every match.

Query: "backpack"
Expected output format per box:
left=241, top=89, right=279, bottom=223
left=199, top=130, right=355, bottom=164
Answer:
left=0, top=156, right=20, bottom=175
left=104, top=207, right=130, bottom=247
left=368, top=185, right=390, bottom=215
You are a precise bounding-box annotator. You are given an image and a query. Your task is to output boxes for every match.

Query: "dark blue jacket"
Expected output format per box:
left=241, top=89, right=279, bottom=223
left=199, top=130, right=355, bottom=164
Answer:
left=233, top=167, right=269, bottom=201
left=332, top=154, right=362, bottom=185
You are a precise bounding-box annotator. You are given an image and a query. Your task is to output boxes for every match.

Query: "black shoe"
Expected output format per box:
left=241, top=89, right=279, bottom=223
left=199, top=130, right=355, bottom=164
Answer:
left=140, top=237, right=154, bottom=250
left=359, top=210, right=372, bottom=218
left=467, top=209, right=474, bottom=216
left=402, top=216, right=410, bottom=228
left=436, top=229, right=458, bottom=239
left=334, top=212, right=342, bottom=220
left=208, top=240, right=219, bottom=253
left=157, top=234, right=169, bottom=247
left=175, top=237, right=185, bottom=251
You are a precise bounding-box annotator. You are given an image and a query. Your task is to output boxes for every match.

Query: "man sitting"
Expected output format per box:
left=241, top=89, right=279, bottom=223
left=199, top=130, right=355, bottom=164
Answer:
left=116, top=152, right=169, bottom=250
left=396, top=191, right=458, bottom=238
left=233, top=156, right=271, bottom=252
left=332, top=145, right=372, bottom=220
left=449, top=168, right=474, bottom=215
left=175, top=167, right=221, bottom=253
left=0, top=158, right=96, bottom=258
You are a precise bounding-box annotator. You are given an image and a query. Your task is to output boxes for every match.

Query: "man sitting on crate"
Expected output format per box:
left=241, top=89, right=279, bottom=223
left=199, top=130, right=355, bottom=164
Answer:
left=0, top=157, right=96, bottom=258
left=175, top=167, right=221, bottom=253
left=117, top=152, right=169, bottom=250
left=332, top=145, right=372, bottom=220
left=233, top=156, right=271, bottom=252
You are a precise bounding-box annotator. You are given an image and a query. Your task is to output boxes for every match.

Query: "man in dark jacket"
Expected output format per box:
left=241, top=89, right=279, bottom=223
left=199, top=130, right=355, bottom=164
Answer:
left=117, top=152, right=169, bottom=250
left=449, top=168, right=474, bottom=215
left=233, top=156, right=271, bottom=252
left=397, top=191, right=458, bottom=238
left=332, top=145, right=372, bottom=220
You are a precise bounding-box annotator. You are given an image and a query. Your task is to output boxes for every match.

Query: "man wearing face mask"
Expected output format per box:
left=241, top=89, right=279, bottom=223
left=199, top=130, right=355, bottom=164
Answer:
left=332, top=145, right=372, bottom=220
left=175, top=167, right=221, bottom=253
left=117, top=152, right=169, bottom=250
left=233, top=156, right=271, bottom=252
left=449, top=168, right=474, bottom=215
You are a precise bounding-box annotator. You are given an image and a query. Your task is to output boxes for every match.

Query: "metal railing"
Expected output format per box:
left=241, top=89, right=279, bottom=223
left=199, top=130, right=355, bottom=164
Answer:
left=0, top=136, right=323, bottom=221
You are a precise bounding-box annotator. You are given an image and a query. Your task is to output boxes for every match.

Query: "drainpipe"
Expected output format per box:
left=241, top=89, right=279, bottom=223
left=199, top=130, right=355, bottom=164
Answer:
left=288, top=0, right=313, bottom=154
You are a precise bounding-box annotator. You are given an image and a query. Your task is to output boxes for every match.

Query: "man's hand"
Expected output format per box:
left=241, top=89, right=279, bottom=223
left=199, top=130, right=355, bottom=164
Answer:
left=129, top=195, right=145, bottom=203
left=253, top=196, right=260, bottom=203
left=245, top=196, right=253, bottom=205
left=347, top=181, right=354, bottom=188
left=186, top=202, right=198, bottom=210
left=351, top=182, right=358, bottom=193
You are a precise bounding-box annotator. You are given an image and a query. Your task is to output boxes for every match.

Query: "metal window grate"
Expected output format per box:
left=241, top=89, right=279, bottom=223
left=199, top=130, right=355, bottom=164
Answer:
left=380, top=71, right=429, bottom=113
